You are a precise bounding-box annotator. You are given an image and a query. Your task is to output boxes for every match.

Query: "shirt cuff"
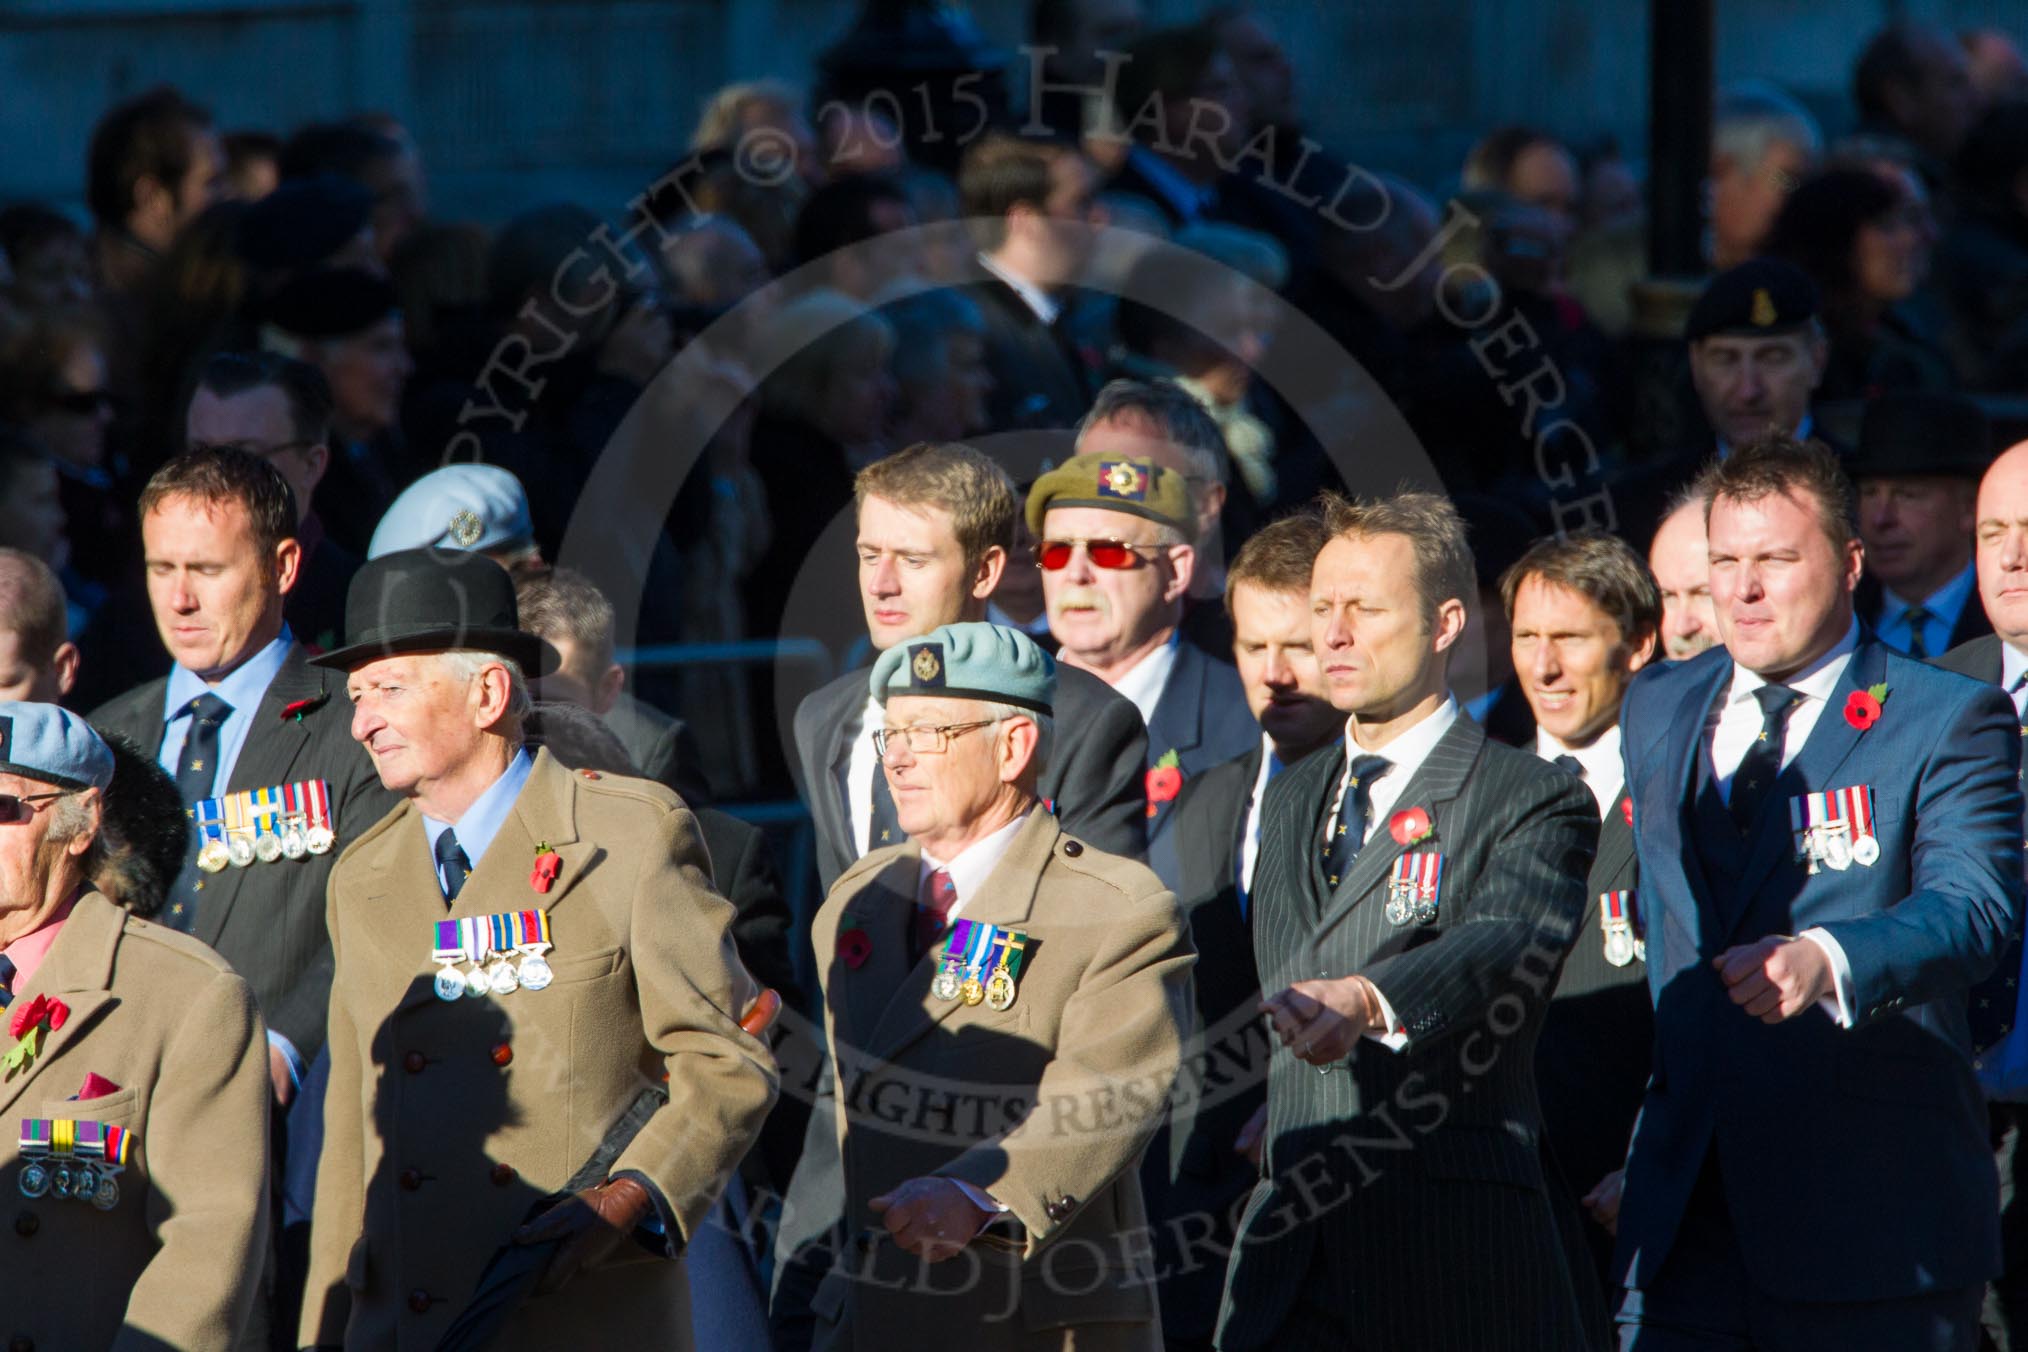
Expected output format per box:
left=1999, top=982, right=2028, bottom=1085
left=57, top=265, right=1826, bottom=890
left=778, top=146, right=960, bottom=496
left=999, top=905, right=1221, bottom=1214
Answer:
left=265, top=1029, right=305, bottom=1090
left=1798, top=928, right=1856, bottom=1028
left=610, top=1169, right=683, bottom=1257
left=948, top=1178, right=1009, bottom=1232
left=1361, top=980, right=1410, bottom=1052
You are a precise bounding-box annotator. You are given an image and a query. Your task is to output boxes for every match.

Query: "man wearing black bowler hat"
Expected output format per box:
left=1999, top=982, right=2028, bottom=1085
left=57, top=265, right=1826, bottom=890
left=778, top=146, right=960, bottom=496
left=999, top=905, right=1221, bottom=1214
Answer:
left=1852, top=390, right=1994, bottom=659
left=299, top=547, right=776, bottom=1352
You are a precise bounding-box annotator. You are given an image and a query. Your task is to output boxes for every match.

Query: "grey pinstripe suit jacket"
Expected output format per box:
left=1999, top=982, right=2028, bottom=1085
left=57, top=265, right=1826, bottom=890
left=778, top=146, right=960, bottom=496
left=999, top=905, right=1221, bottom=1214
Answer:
left=1215, top=712, right=1600, bottom=1352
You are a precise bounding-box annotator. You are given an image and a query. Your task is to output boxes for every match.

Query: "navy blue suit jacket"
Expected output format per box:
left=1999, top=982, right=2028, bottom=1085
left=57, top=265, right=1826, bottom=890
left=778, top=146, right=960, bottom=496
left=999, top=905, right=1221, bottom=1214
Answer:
left=1144, top=640, right=1258, bottom=852
left=1614, top=639, right=2023, bottom=1302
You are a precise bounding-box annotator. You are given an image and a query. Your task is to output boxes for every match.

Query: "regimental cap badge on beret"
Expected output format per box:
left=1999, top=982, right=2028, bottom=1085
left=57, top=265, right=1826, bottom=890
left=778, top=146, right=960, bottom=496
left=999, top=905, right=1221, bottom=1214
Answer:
left=1750, top=288, right=1777, bottom=327
left=1098, top=460, right=1148, bottom=502
left=909, top=644, right=945, bottom=687
left=448, top=510, right=484, bottom=548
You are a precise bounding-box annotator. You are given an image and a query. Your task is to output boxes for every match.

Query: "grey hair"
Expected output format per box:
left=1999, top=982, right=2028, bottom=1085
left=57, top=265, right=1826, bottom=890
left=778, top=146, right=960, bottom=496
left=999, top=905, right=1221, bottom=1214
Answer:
left=1714, top=81, right=1823, bottom=173
left=45, top=791, right=106, bottom=878
left=1076, top=378, right=1229, bottom=488
left=980, top=701, right=1055, bottom=778
left=436, top=650, right=532, bottom=723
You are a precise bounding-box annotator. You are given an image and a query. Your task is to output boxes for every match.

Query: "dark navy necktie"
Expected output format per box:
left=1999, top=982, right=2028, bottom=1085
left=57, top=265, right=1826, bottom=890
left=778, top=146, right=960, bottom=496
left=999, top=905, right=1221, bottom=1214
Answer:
left=1901, top=606, right=1932, bottom=660
left=1323, top=754, right=1391, bottom=888
left=1551, top=754, right=1585, bottom=781
left=1729, top=684, right=1800, bottom=833
left=435, top=828, right=472, bottom=904
left=0, top=954, right=14, bottom=1010
left=175, top=693, right=234, bottom=801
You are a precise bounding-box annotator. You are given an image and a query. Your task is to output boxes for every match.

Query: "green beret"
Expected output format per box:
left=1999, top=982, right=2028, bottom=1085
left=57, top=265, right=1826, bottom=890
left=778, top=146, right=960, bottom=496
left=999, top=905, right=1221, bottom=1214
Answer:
left=1024, top=455, right=1193, bottom=537
left=869, top=622, right=1057, bottom=715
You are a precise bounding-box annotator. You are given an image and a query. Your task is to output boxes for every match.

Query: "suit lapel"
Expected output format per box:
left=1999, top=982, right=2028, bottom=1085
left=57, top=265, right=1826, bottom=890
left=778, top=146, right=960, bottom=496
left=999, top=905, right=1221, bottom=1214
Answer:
left=222, top=651, right=329, bottom=796
left=1667, top=656, right=1733, bottom=923
left=1589, top=792, right=1637, bottom=893
left=834, top=851, right=920, bottom=1050
left=820, top=674, right=866, bottom=863
left=1315, top=717, right=1483, bottom=938
left=1146, top=645, right=1206, bottom=836
left=863, top=812, right=1055, bottom=1062
left=0, top=893, right=121, bottom=1122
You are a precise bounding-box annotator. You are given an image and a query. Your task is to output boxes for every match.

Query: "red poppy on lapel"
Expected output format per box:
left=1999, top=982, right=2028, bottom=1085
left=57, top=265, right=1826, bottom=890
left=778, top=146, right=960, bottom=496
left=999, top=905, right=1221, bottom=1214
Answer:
left=1389, top=806, right=1434, bottom=846
left=1145, top=750, right=1184, bottom=818
left=839, top=922, right=872, bottom=970
left=8, top=994, right=66, bottom=1041
left=1844, top=684, right=1888, bottom=731
left=530, top=844, right=562, bottom=894
left=1621, top=796, right=1634, bottom=827
left=279, top=694, right=328, bottom=723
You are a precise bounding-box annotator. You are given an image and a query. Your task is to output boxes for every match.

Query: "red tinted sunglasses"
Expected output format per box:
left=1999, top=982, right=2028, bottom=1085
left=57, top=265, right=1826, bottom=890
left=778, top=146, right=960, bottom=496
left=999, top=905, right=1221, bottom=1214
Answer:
left=1036, top=538, right=1164, bottom=571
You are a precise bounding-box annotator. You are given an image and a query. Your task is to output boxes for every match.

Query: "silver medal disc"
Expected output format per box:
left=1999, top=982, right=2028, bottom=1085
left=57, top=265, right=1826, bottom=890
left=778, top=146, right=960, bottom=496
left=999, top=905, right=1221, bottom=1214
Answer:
left=487, top=961, right=520, bottom=995
left=434, top=968, right=465, bottom=1001
left=73, top=1165, right=99, bottom=1200
left=1384, top=897, right=1409, bottom=926
left=1821, top=833, right=1852, bottom=871
left=227, top=836, right=255, bottom=868
left=51, top=1162, right=73, bottom=1199
left=305, top=826, right=335, bottom=855
left=1852, top=834, right=1881, bottom=866
left=253, top=833, right=282, bottom=864
left=463, top=966, right=491, bottom=998
left=1604, top=928, right=1635, bottom=968
left=932, top=968, right=962, bottom=1002
left=516, top=954, right=553, bottom=991
left=18, top=1161, right=48, bottom=1198
left=92, top=1174, right=119, bottom=1210
left=280, top=827, right=309, bottom=860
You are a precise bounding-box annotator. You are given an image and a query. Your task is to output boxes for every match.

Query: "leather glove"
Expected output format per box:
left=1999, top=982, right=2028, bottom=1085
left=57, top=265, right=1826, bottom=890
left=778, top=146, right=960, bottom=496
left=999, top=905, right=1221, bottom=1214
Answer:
left=511, top=1175, right=654, bottom=1295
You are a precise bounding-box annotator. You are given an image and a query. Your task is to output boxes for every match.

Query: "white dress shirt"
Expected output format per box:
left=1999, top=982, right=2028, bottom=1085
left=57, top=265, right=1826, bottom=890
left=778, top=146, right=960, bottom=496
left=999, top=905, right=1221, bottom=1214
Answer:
left=1109, top=633, right=1183, bottom=728
left=1322, top=696, right=1462, bottom=1050
left=1535, top=723, right=1624, bottom=819
left=1877, top=562, right=1977, bottom=658
left=2004, top=643, right=2028, bottom=718
left=917, top=811, right=1030, bottom=927
left=1709, top=620, right=1861, bottom=1025
left=1238, top=733, right=1281, bottom=906
left=975, top=251, right=1060, bottom=326
left=843, top=695, right=883, bottom=857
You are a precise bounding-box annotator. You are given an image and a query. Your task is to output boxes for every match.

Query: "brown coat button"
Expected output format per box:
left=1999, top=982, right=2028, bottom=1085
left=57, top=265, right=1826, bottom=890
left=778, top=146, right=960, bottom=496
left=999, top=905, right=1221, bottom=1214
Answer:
left=404, top=1051, right=426, bottom=1074
left=490, top=1043, right=513, bottom=1067
left=490, top=1163, right=517, bottom=1186
left=408, top=1290, right=433, bottom=1314
left=13, top=1210, right=37, bottom=1237
left=1062, top=840, right=1083, bottom=857
left=399, top=1169, right=422, bottom=1191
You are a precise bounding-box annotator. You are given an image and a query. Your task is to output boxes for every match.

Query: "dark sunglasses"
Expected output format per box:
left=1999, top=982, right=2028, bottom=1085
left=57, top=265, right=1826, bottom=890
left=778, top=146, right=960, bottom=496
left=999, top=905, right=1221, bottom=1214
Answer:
left=1036, top=538, right=1164, bottom=571
left=0, top=791, right=71, bottom=825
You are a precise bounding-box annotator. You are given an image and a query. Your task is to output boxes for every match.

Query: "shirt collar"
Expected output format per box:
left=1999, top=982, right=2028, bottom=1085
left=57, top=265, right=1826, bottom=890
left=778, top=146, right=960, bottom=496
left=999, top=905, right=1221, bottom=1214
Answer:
left=1717, top=413, right=1813, bottom=461
left=1726, top=619, right=1860, bottom=708
left=422, top=746, right=534, bottom=870
left=1883, top=560, right=1977, bottom=625
left=2004, top=641, right=2028, bottom=696
left=975, top=251, right=1060, bottom=326
left=1343, top=694, right=1460, bottom=779
left=1535, top=722, right=1622, bottom=778
left=920, top=809, right=1033, bottom=908
left=163, top=627, right=296, bottom=723
left=1110, top=632, right=1183, bottom=726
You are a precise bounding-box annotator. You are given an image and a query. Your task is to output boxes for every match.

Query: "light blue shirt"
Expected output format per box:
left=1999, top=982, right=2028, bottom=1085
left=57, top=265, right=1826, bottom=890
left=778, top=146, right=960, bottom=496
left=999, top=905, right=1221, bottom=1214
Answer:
left=421, top=748, right=533, bottom=895
left=1877, top=563, right=1977, bottom=658
left=156, top=628, right=296, bottom=792
left=1717, top=413, right=1814, bottom=461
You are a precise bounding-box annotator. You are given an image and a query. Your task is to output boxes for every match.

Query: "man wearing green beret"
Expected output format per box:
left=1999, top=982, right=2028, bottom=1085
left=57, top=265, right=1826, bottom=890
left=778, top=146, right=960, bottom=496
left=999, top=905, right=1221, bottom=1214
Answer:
left=1026, top=452, right=1257, bottom=847
left=774, top=622, right=1193, bottom=1351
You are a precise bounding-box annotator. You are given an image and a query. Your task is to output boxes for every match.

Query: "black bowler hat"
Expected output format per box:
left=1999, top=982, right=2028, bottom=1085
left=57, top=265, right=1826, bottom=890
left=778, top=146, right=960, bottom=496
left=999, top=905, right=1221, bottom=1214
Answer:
left=1849, top=391, right=1993, bottom=481
left=1685, top=259, right=1820, bottom=341
left=308, top=548, right=559, bottom=676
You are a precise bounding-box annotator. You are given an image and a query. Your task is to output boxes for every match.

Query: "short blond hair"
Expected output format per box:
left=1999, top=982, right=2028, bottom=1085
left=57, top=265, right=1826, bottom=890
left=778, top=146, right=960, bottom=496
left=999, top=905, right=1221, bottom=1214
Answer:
left=854, top=442, right=1017, bottom=571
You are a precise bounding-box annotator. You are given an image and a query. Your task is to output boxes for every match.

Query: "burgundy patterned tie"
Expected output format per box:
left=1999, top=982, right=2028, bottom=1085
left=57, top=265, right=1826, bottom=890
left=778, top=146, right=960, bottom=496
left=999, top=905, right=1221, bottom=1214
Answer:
left=916, top=868, right=957, bottom=962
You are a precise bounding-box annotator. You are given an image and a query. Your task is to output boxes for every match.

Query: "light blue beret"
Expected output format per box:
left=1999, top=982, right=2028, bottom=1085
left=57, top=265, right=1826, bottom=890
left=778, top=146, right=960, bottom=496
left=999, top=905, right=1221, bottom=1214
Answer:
left=368, top=464, right=534, bottom=560
left=0, top=702, right=114, bottom=792
left=869, top=622, right=1057, bottom=714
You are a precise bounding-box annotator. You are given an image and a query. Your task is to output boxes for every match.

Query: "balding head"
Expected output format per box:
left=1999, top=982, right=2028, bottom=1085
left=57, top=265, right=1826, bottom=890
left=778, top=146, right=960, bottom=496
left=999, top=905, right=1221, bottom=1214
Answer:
left=1975, top=439, right=2028, bottom=648
left=0, top=547, right=77, bottom=702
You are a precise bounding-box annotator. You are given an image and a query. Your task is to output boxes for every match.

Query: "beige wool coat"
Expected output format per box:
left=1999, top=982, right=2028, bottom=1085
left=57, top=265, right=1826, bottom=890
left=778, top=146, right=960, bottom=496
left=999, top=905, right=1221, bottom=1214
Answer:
left=0, top=888, right=273, bottom=1351
left=300, top=750, right=778, bottom=1351
left=793, top=809, right=1193, bottom=1352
